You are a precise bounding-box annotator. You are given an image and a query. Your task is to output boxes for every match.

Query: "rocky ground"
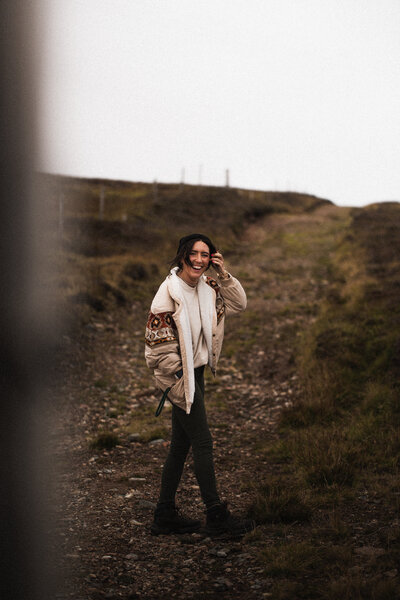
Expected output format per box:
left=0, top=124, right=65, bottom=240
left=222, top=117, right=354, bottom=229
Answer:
left=50, top=205, right=353, bottom=599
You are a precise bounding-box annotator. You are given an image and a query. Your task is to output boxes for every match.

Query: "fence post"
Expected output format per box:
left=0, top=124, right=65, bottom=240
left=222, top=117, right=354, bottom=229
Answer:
left=225, top=169, right=230, bottom=188
left=153, top=179, right=158, bottom=202
left=58, top=192, right=64, bottom=239
left=99, top=184, right=105, bottom=220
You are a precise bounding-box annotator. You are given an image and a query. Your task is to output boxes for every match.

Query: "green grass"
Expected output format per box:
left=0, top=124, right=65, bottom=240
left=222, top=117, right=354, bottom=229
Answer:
left=323, top=576, right=400, bottom=600
left=125, top=404, right=170, bottom=443
left=260, top=541, right=352, bottom=577
left=94, top=378, right=110, bottom=389
left=89, top=430, right=120, bottom=450
left=247, top=477, right=312, bottom=524
left=278, top=205, right=400, bottom=485
left=250, top=203, right=400, bottom=598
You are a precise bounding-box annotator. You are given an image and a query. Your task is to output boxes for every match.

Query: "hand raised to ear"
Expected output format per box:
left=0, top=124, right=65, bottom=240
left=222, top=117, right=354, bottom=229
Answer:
left=211, top=251, right=229, bottom=279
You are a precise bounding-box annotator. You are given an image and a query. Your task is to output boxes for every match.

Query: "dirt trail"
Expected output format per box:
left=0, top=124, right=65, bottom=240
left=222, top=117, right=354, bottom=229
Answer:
left=52, top=204, right=349, bottom=599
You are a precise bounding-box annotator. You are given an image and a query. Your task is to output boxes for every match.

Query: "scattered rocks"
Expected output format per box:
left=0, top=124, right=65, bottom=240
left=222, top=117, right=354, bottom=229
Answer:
left=354, top=546, right=385, bottom=558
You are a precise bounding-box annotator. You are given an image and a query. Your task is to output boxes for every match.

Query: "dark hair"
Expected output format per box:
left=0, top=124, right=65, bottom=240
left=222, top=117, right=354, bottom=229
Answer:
left=169, top=237, right=215, bottom=272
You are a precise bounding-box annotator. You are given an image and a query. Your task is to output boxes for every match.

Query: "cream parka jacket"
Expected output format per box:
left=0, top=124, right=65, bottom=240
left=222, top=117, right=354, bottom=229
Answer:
left=145, top=267, right=247, bottom=414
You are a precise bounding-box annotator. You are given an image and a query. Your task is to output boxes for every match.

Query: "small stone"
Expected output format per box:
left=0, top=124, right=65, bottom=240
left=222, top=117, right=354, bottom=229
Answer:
left=236, top=552, right=251, bottom=564
left=102, top=555, right=113, bottom=561
left=130, top=519, right=145, bottom=526
left=354, top=546, right=385, bottom=558
left=128, top=433, right=141, bottom=442
left=180, top=534, right=198, bottom=544
left=385, top=569, right=398, bottom=578
left=215, top=577, right=233, bottom=590
left=125, top=553, right=139, bottom=561
left=217, top=550, right=227, bottom=558
left=138, top=499, right=156, bottom=509
left=149, top=438, right=165, bottom=445
left=125, top=489, right=141, bottom=499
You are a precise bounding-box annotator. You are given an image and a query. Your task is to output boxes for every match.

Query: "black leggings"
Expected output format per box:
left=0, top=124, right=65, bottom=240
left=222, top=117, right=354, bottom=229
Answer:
left=157, top=366, right=221, bottom=510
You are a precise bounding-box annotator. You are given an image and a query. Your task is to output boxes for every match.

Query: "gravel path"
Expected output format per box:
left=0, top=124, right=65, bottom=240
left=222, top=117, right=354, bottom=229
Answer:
left=52, top=205, right=347, bottom=599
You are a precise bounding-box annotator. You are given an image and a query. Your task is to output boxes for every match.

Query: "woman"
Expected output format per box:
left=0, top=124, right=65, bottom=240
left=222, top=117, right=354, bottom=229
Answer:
left=145, top=233, right=254, bottom=537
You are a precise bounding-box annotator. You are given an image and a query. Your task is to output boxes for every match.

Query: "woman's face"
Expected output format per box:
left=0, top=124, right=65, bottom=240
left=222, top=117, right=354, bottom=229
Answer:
left=180, top=240, right=211, bottom=286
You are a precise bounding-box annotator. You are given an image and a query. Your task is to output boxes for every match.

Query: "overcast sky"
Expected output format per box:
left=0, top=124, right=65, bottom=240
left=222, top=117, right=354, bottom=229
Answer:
left=38, top=1, right=400, bottom=207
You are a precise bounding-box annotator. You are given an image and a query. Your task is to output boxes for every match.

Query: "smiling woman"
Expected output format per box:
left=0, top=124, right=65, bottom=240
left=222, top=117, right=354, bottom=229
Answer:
left=171, top=233, right=217, bottom=287
left=180, top=240, right=211, bottom=283
left=144, top=233, right=255, bottom=538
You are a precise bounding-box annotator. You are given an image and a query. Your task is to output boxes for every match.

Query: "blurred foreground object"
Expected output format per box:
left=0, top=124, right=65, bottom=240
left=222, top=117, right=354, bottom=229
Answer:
left=0, top=3, right=56, bottom=599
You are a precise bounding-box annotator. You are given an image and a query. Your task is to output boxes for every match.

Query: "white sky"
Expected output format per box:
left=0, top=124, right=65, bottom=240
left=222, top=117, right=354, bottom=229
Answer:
left=38, top=1, right=400, bottom=206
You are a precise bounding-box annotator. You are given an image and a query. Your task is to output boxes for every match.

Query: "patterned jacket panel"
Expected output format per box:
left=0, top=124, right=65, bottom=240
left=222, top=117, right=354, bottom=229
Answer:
left=205, top=276, right=226, bottom=324
left=145, top=311, right=178, bottom=347
left=145, top=310, right=182, bottom=376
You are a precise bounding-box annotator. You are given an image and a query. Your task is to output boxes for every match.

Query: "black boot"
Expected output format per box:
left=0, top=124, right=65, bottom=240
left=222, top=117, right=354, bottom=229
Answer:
left=151, top=504, right=201, bottom=536
left=205, top=501, right=256, bottom=539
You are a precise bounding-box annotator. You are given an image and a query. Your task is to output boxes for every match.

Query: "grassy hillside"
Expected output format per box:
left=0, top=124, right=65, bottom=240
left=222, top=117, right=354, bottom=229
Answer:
left=250, top=202, right=400, bottom=599
left=38, top=173, right=332, bottom=324
left=47, top=172, right=400, bottom=598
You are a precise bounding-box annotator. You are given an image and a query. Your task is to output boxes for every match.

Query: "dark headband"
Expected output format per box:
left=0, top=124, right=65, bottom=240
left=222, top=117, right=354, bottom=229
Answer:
left=177, top=233, right=217, bottom=255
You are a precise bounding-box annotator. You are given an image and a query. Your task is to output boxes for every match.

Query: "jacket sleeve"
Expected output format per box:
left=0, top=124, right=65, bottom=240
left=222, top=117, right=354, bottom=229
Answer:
left=145, top=310, right=182, bottom=375
left=217, top=273, right=247, bottom=316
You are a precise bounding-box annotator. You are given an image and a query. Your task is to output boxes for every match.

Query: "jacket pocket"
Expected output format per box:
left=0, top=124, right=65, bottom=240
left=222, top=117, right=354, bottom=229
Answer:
left=154, top=370, right=176, bottom=391
left=167, top=376, right=185, bottom=403
left=153, top=371, right=186, bottom=405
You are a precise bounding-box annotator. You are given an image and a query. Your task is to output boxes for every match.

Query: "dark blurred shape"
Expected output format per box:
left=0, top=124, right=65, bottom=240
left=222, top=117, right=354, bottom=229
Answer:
left=0, top=3, right=55, bottom=599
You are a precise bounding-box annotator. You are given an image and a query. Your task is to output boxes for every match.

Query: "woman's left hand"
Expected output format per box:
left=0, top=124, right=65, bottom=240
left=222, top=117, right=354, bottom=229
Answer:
left=211, top=251, right=229, bottom=278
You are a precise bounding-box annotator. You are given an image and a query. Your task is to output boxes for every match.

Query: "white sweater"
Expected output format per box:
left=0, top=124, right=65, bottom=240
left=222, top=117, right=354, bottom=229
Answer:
left=178, top=278, right=209, bottom=368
